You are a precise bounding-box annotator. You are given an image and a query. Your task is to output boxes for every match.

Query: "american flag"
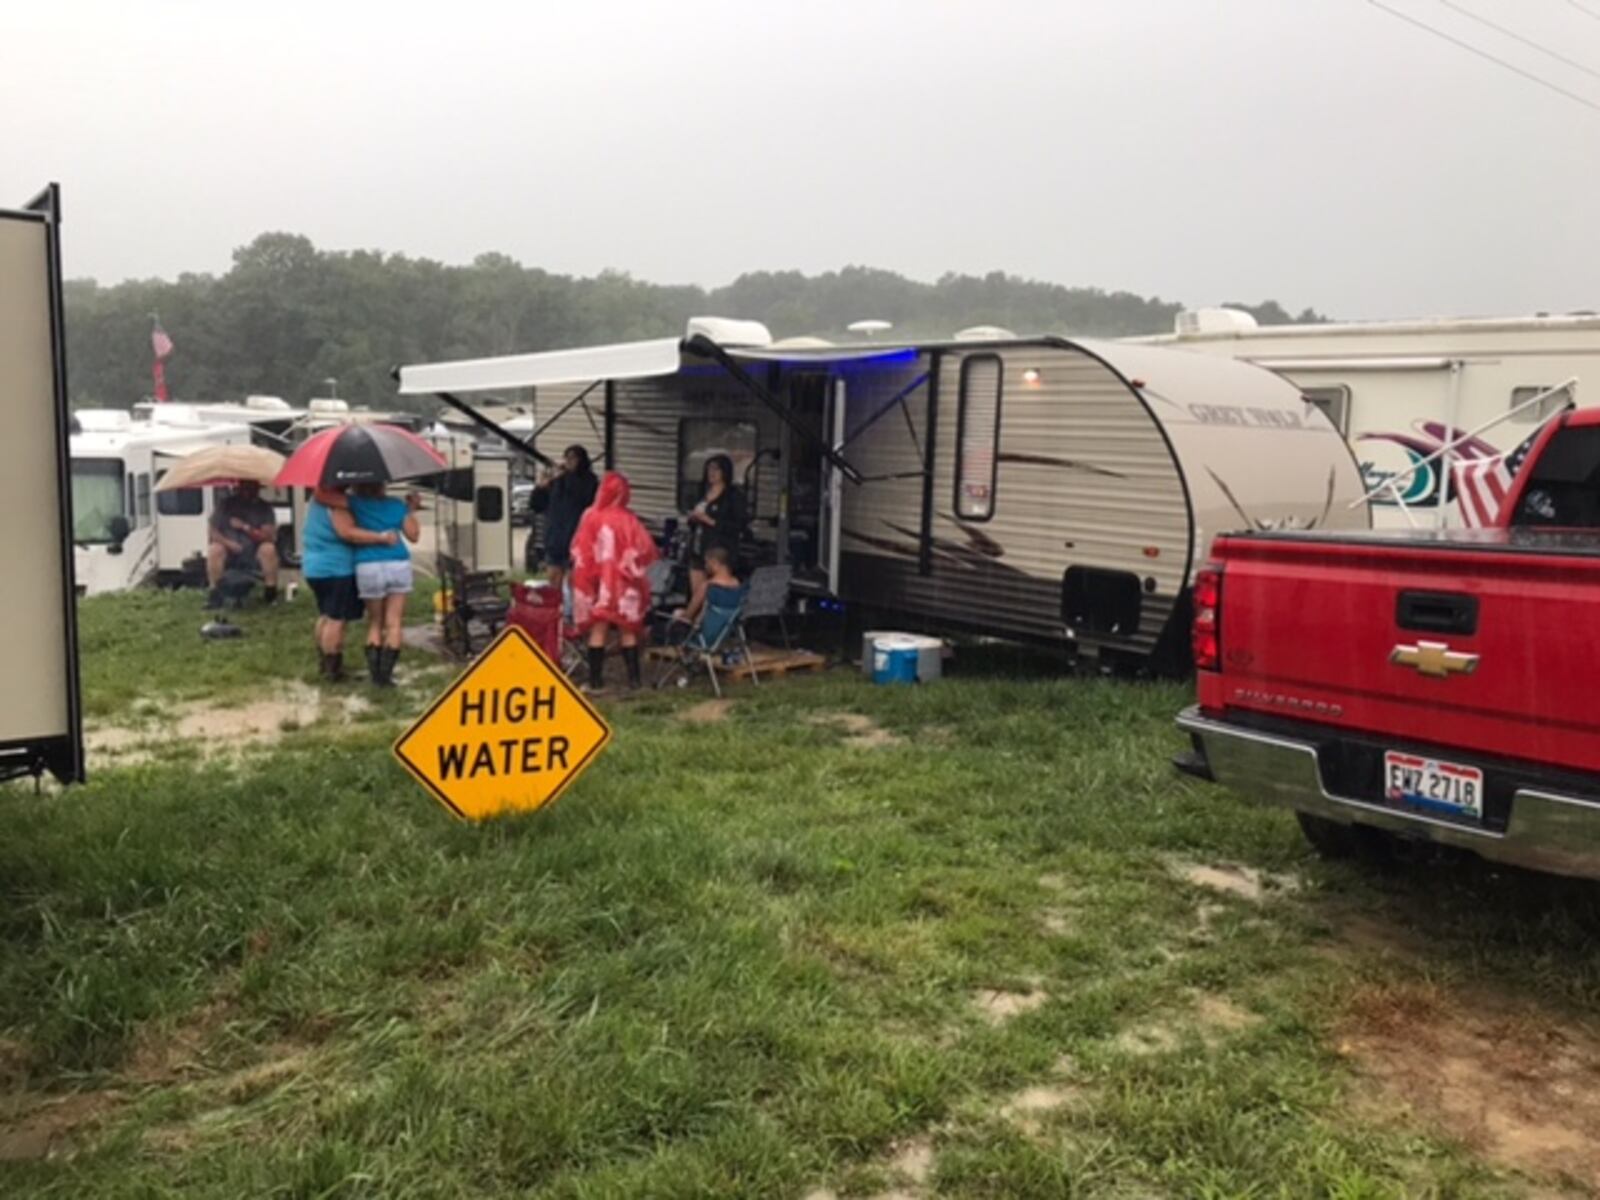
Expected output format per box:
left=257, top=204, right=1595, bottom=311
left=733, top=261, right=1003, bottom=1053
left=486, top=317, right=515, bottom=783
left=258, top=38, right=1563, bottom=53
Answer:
left=151, top=320, right=174, bottom=361
left=1451, top=455, right=1514, bottom=527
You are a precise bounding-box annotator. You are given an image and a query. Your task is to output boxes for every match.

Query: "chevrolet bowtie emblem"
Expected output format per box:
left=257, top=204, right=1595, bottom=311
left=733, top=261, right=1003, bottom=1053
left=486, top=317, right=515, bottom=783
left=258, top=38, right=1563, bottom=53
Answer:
left=1390, top=640, right=1479, bottom=679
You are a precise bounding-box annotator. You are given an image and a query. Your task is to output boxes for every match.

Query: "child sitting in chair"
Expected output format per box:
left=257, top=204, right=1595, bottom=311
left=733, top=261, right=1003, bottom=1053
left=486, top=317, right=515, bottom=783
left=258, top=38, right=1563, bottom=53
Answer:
left=669, top=545, right=744, bottom=647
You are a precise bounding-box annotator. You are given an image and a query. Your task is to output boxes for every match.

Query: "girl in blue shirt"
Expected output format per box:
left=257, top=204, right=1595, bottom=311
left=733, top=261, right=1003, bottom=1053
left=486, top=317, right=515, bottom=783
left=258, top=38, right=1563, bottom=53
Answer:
left=349, top=485, right=420, bottom=686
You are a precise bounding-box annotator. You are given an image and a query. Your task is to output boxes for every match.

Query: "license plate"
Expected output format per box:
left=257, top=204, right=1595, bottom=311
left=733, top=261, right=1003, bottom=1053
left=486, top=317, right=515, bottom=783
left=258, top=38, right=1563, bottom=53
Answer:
left=1383, top=751, right=1484, bottom=820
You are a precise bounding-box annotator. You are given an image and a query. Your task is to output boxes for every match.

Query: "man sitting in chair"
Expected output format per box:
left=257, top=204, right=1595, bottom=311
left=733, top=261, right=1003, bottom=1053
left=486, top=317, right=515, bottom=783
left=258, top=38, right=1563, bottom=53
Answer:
left=206, top=481, right=280, bottom=610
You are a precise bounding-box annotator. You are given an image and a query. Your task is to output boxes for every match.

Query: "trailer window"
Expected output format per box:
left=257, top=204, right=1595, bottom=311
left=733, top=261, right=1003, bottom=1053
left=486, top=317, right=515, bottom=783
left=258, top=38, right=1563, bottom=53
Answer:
left=476, top=485, right=504, bottom=524
left=955, top=355, right=1002, bottom=521
left=71, top=458, right=125, bottom=543
left=155, top=472, right=203, bottom=517
left=135, top=473, right=152, bottom=526
left=1302, top=386, right=1349, bottom=434
left=1511, top=384, right=1572, bottom=424
left=677, top=418, right=758, bottom=512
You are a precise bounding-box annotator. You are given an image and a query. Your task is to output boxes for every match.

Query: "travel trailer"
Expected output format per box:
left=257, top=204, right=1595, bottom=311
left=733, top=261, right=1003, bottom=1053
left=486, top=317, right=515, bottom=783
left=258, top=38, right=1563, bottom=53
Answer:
left=1134, top=309, right=1600, bottom=526
left=70, top=408, right=257, bottom=596
left=2, top=183, right=82, bottom=784
left=417, top=431, right=516, bottom=576
left=399, top=319, right=1369, bottom=671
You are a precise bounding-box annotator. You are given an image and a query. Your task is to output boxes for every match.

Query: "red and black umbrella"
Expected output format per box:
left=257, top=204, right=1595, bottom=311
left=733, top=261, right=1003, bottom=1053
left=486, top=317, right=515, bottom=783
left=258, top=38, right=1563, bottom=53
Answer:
left=275, top=423, right=447, bottom=489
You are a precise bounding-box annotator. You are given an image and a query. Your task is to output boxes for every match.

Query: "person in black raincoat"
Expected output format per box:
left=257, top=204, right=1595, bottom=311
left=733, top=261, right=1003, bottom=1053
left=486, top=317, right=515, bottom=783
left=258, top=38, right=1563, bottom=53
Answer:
left=530, top=444, right=599, bottom=589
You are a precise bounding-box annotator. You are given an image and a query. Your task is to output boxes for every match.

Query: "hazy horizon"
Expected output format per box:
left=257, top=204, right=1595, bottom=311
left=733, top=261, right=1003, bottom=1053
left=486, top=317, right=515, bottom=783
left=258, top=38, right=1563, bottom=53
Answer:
left=8, top=0, right=1598, bottom=321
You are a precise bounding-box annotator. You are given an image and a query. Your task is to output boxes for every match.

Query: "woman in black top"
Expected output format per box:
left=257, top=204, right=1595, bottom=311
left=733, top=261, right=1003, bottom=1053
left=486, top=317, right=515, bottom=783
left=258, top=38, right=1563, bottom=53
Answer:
left=683, top=454, right=747, bottom=621
left=530, top=444, right=599, bottom=590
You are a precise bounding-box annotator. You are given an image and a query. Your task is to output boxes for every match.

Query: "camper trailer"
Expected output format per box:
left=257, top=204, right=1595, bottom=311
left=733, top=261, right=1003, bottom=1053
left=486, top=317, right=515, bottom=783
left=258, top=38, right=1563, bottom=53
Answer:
left=1134, top=309, right=1600, bottom=526
left=399, top=319, right=1369, bottom=671
left=70, top=409, right=255, bottom=596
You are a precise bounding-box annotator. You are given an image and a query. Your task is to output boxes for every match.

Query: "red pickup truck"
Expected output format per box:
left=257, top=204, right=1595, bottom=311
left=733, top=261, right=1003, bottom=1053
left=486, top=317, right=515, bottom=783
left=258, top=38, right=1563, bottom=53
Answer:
left=1177, top=409, right=1600, bottom=878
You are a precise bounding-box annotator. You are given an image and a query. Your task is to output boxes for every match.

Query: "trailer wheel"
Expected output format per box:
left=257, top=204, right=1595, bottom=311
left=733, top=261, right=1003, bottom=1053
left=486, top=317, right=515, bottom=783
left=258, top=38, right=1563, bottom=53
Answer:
left=1295, top=811, right=1360, bottom=859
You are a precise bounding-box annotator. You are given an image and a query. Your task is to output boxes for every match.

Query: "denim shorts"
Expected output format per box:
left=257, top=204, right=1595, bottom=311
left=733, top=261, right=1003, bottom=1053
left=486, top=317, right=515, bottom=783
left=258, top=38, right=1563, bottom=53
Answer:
left=355, top=560, right=414, bottom=600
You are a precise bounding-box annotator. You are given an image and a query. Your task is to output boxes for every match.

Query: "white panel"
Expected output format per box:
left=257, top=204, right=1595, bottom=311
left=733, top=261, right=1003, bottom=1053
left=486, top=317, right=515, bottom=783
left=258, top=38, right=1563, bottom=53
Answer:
left=0, top=214, right=71, bottom=747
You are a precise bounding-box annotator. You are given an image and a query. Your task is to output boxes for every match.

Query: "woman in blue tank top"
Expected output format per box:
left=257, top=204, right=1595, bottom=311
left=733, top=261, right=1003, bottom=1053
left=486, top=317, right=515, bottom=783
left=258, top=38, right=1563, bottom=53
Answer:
left=304, top=488, right=399, bottom=682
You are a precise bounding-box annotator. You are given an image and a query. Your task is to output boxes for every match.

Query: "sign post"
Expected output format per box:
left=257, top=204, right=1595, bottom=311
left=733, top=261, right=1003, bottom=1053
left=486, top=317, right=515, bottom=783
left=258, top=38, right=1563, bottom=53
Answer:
left=393, top=626, right=611, bottom=821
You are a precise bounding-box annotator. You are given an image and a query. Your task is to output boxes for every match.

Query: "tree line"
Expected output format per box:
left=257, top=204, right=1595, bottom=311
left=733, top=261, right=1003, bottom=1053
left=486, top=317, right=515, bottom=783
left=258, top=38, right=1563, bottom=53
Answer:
left=63, top=232, right=1328, bottom=411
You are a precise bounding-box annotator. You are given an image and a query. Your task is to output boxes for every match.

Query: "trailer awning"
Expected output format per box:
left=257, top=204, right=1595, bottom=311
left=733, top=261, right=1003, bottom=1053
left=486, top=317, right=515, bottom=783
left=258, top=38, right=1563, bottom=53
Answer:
left=396, top=316, right=775, bottom=395
left=1250, top=356, right=1453, bottom=372
left=397, top=337, right=683, bottom=395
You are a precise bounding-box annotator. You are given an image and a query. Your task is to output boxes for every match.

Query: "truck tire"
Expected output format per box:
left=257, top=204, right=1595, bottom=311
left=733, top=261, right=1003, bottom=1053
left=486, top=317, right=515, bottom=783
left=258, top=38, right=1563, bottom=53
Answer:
left=1295, top=811, right=1360, bottom=859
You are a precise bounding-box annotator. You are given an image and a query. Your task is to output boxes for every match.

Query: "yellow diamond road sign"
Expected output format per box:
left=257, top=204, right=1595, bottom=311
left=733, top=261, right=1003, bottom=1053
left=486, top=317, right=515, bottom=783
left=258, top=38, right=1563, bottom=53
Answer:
left=393, top=625, right=611, bottom=822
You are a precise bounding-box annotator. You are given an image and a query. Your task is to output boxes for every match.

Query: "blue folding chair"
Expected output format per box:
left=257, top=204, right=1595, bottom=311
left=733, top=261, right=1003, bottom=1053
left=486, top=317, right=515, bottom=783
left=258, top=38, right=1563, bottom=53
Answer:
left=654, top=584, right=752, bottom=698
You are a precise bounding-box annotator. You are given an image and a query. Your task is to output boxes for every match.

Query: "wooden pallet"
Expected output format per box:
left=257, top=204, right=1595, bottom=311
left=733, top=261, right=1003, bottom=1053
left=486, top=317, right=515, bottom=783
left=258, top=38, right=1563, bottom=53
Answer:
left=724, top=647, right=827, bottom=682
left=644, top=643, right=827, bottom=682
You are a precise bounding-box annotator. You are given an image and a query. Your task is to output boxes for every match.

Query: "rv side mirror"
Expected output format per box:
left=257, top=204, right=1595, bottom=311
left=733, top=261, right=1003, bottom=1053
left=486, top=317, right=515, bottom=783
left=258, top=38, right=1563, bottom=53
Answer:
left=108, top=515, right=131, bottom=551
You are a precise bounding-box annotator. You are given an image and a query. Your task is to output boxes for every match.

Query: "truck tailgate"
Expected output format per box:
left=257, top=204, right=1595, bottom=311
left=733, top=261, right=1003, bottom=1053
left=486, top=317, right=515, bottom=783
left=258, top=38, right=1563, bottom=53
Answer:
left=1204, top=532, right=1600, bottom=776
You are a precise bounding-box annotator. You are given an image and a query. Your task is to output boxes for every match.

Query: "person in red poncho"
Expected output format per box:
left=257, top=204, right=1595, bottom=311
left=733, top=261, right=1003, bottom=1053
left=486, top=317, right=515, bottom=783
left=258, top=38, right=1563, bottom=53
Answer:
left=569, top=472, right=659, bottom=691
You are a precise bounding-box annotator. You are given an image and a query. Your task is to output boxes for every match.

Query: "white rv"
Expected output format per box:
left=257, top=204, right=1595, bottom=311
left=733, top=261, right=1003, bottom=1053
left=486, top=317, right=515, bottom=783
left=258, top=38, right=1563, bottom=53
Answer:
left=399, top=319, right=1368, bottom=671
left=1134, top=309, right=1600, bottom=525
left=70, top=408, right=254, bottom=596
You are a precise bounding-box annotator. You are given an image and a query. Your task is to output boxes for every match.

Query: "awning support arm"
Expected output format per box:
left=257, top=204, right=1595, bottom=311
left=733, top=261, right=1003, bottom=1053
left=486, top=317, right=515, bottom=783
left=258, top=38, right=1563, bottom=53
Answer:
left=433, top=391, right=554, bottom=468
left=683, top=334, right=864, bottom=484
left=838, top=372, right=930, bottom=455
left=531, top=379, right=602, bottom=443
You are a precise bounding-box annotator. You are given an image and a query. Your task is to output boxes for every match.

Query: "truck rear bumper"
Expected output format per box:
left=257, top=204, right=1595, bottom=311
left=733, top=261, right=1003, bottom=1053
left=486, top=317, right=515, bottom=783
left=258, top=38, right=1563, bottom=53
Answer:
left=1176, top=706, right=1600, bottom=880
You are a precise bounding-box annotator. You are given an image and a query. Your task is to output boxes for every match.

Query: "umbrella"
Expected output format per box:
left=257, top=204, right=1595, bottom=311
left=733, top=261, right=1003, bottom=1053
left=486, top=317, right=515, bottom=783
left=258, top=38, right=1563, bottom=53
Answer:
left=154, top=444, right=286, bottom=491
left=274, top=423, right=447, bottom=489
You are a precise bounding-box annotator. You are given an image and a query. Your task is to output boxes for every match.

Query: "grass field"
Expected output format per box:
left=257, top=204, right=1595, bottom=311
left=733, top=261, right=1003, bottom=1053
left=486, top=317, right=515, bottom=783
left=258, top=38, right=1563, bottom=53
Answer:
left=4, top=589, right=1600, bottom=1197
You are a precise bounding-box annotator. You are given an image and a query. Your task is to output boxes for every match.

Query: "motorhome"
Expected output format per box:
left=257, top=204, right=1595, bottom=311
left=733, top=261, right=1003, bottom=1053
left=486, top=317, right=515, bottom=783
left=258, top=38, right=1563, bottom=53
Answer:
left=70, top=407, right=257, bottom=596
left=1133, top=309, right=1600, bottom=526
left=399, top=319, right=1368, bottom=672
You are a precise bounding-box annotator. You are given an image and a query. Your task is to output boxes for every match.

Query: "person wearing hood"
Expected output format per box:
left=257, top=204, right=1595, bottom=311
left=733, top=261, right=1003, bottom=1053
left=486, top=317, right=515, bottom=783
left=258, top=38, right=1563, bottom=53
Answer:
left=530, top=444, right=598, bottom=590
left=569, top=473, right=659, bottom=691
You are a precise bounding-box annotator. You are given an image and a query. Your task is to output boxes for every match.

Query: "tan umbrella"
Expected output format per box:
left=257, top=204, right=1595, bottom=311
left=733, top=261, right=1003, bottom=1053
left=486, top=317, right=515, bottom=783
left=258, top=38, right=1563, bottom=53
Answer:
left=154, top=444, right=286, bottom=491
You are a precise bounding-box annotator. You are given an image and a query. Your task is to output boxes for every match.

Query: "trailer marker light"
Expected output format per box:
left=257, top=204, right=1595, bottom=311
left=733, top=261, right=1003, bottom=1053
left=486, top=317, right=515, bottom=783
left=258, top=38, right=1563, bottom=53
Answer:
left=1022, top=368, right=1043, bottom=387
left=1143, top=545, right=1160, bottom=558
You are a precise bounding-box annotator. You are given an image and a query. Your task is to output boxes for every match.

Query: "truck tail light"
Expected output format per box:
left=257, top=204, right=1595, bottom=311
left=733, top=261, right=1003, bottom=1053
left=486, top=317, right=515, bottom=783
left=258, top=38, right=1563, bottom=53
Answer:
left=1191, top=562, right=1223, bottom=672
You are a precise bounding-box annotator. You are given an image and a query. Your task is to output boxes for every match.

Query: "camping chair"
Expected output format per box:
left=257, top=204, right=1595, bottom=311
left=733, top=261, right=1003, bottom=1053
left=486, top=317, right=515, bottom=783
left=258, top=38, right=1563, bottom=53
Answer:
left=654, top=585, right=754, bottom=698
left=439, top=554, right=510, bottom=658
left=742, top=564, right=793, bottom=651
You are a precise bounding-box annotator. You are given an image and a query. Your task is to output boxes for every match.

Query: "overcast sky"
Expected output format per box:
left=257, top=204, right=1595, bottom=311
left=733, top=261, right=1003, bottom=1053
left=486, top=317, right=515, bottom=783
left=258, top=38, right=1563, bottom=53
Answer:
left=5, top=0, right=1597, bottom=320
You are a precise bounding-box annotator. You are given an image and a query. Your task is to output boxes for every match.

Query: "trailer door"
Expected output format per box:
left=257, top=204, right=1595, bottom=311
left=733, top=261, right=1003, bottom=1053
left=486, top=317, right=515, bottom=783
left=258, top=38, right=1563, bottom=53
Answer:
left=153, top=449, right=210, bottom=574
left=819, top=376, right=847, bottom=591
left=0, top=186, right=82, bottom=783
left=474, top=456, right=512, bottom=573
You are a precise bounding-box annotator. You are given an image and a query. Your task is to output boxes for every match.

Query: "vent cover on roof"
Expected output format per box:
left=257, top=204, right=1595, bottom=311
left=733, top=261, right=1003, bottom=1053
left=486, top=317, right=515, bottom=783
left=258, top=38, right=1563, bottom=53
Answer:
left=954, top=325, right=1016, bottom=342
left=245, top=394, right=290, bottom=411
left=1175, top=308, right=1259, bottom=337
left=684, top=317, right=772, bottom=348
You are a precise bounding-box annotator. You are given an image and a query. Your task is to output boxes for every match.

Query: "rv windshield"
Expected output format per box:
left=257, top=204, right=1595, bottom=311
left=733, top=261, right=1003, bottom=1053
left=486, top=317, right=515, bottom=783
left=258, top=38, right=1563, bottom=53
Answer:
left=71, top=458, right=126, bottom=543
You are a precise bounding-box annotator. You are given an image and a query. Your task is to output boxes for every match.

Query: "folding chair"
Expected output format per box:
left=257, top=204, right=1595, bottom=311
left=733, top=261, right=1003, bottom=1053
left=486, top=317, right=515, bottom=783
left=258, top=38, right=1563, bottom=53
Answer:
left=653, top=586, right=753, bottom=698
left=742, top=564, right=793, bottom=651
